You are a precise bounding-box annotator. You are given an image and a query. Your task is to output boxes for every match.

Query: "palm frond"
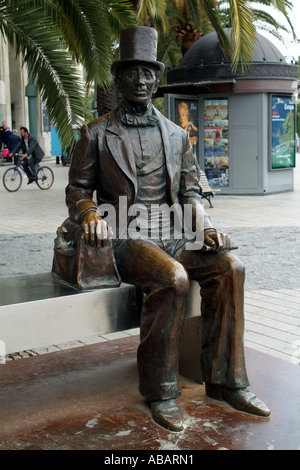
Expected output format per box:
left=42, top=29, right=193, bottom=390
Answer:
left=104, top=0, right=137, bottom=35
left=184, top=0, right=202, bottom=31
left=252, top=8, right=290, bottom=34
left=136, top=0, right=167, bottom=24
left=200, top=0, right=231, bottom=57
left=0, top=1, right=86, bottom=147
left=48, top=0, right=130, bottom=86
left=157, top=27, right=182, bottom=82
left=227, top=0, right=256, bottom=71
left=0, top=0, right=137, bottom=146
left=269, top=0, right=295, bottom=37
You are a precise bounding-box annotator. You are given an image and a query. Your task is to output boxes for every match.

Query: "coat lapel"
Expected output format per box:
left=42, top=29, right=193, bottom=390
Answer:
left=106, top=108, right=137, bottom=186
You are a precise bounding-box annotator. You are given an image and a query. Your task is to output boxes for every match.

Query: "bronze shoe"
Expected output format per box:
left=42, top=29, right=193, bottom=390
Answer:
left=151, top=399, right=185, bottom=432
left=206, top=383, right=271, bottom=417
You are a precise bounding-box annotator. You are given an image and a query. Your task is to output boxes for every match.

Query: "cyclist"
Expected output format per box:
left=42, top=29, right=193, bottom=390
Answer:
left=9, top=127, right=44, bottom=184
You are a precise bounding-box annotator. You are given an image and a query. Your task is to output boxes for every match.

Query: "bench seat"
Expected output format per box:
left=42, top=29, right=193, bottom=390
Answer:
left=200, top=170, right=220, bottom=208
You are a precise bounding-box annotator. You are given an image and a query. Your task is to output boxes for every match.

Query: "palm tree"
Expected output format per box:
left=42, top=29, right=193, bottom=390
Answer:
left=97, top=0, right=296, bottom=116
left=137, top=0, right=296, bottom=72
left=0, top=0, right=136, bottom=147
left=3, top=0, right=291, bottom=134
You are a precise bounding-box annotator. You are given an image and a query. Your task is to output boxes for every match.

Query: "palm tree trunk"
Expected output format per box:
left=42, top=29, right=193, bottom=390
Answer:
left=97, top=81, right=120, bottom=116
left=175, top=23, right=202, bottom=56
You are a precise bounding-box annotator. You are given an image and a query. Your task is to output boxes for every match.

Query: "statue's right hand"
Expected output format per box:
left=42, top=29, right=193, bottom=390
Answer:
left=81, top=212, right=111, bottom=247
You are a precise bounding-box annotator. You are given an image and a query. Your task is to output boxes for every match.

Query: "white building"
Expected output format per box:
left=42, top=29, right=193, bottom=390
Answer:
left=0, top=38, right=51, bottom=155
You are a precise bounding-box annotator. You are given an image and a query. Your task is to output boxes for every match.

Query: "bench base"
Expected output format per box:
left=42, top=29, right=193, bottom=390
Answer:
left=0, top=273, right=203, bottom=383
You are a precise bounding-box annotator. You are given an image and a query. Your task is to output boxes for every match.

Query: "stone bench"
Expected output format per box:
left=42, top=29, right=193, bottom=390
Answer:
left=0, top=273, right=203, bottom=382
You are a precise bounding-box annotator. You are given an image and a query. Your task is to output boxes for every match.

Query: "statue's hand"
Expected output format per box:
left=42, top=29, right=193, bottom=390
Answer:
left=81, top=212, right=112, bottom=248
left=202, top=230, right=238, bottom=253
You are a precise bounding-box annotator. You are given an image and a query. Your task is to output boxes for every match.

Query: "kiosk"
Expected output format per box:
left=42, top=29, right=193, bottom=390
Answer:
left=159, top=29, right=298, bottom=195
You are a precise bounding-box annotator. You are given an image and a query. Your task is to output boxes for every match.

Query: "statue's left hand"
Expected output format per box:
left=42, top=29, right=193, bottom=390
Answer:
left=202, top=231, right=238, bottom=252
left=81, top=212, right=112, bottom=248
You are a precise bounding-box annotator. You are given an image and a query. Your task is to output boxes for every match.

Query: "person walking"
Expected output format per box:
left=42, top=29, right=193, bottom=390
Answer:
left=0, top=121, right=7, bottom=150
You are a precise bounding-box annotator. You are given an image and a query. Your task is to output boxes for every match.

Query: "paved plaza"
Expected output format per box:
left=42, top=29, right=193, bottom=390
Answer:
left=0, top=156, right=300, bottom=364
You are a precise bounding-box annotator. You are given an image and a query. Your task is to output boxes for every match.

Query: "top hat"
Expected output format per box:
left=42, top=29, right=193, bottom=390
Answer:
left=111, top=26, right=165, bottom=76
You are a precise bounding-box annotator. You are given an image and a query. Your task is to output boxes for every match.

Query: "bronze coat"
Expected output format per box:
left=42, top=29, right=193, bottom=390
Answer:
left=66, top=106, right=213, bottom=235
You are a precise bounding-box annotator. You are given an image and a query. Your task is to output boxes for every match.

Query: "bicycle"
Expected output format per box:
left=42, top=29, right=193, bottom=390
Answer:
left=2, top=155, right=54, bottom=192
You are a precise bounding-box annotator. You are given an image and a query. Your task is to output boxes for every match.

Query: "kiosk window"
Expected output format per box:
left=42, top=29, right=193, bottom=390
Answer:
left=271, top=96, right=296, bottom=170
left=204, top=99, right=229, bottom=188
left=174, top=98, right=199, bottom=158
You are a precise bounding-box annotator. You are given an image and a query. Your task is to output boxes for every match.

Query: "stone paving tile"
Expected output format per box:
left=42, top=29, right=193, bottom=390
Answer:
left=99, top=331, right=133, bottom=341
left=246, top=312, right=300, bottom=332
left=54, top=340, right=86, bottom=350
left=78, top=335, right=109, bottom=345
left=5, top=344, right=61, bottom=361
left=245, top=319, right=300, bottom=343
left=245, top=329, right=296, bottom=353
left=244, top=298, right=299, bottom=316
left=245, top=292, right=300, bottom=308
left=4, top=329, right=138, bottom=361
left=244, top=338, right=296, bottom=363
left=122, top=328, right=140, bottom=336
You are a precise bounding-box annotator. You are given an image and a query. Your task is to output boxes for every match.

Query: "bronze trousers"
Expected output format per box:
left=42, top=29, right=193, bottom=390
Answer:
left=113, top=238, right=250, bottom=402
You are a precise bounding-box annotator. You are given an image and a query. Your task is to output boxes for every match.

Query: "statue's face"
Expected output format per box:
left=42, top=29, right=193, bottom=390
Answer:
left=117, top=64, right=158, bottom=109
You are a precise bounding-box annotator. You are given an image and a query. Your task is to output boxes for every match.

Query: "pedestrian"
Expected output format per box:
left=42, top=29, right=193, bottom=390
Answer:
left=0, top=120, right=6, bottom=150
left=9, top=127, right=44, bottom=184
left=7, top=129, right=21, bottom=162
left=3, top=126, right=12, bottom=148
left=8, top=129, right=21, bottom=152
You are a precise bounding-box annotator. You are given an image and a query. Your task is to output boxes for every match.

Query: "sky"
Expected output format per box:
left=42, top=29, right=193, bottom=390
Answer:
left=260, top=0, right=300, bottom=61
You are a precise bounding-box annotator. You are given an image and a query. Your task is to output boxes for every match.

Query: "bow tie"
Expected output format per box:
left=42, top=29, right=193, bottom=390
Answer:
left=121, top=113, right=159, bottom=127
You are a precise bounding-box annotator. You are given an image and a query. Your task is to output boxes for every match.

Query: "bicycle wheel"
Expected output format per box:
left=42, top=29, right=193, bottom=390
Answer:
left=36, top=166, right=54, bottom=190
left=2, top=167, right=22, bottom=192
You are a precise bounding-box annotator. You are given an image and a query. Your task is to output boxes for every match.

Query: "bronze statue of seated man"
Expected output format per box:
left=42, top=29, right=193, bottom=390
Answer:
left=54, top=26, right=270, bottom=432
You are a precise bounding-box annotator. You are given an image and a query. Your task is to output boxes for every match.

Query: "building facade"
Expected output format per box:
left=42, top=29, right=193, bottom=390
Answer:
left=0, top=38, right=51, bottom=155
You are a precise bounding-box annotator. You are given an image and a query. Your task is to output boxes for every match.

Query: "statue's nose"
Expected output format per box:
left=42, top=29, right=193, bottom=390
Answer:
left=136, top=71, right=145, bottom=85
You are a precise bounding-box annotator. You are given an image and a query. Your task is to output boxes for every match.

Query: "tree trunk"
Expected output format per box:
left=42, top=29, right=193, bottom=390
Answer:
left=97, top=81, right=120, bottom=117
left=175, top=23, right=202, bottom=56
